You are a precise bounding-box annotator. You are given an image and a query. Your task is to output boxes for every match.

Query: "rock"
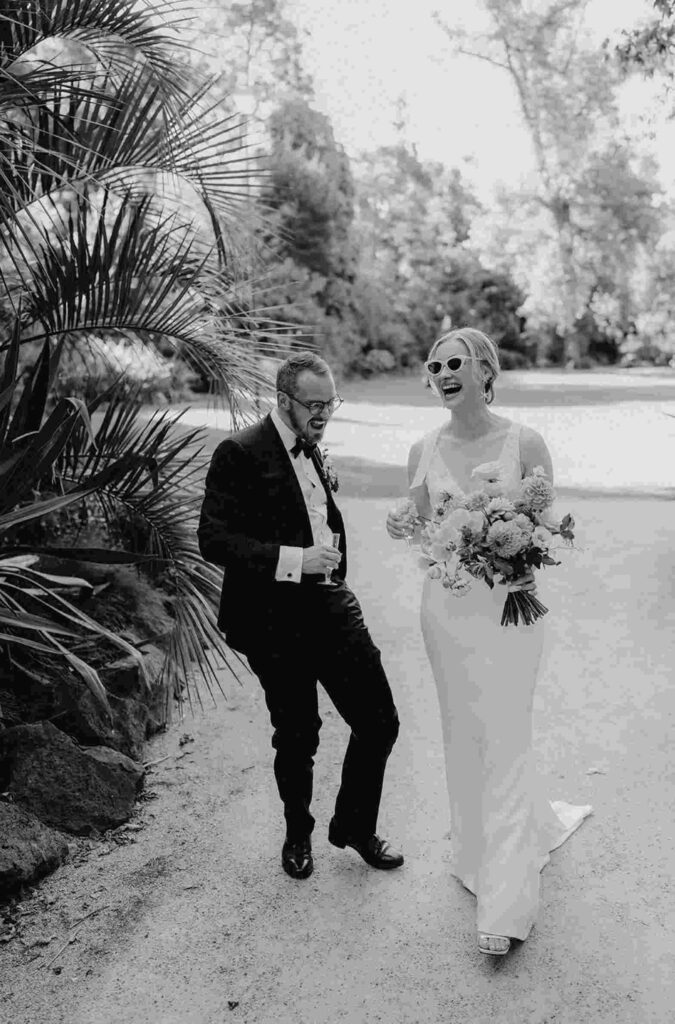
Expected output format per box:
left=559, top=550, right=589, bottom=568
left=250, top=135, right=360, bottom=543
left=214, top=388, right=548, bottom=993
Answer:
left=83, top=745, right=145, bottom=780
left=54, top=674, right=150, bottom=760
left=55, top=648, right=167, bottom=757
left=53, top=674, right=115, bottom=749
left=0, top=722, right=145, bottom=835
left=2, top=646, right=171, bottom=758
left=100, top=654, right=143, bottom=699
left=0, top=801, right=70, bottom=898
left=108, top=695, right=149, bottom=761
left=101, top=645, right=171, bottom=739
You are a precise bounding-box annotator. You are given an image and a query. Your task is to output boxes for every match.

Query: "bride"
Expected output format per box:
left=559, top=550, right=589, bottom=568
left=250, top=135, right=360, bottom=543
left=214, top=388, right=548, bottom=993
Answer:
left=387, top=327, right=591, bottom=957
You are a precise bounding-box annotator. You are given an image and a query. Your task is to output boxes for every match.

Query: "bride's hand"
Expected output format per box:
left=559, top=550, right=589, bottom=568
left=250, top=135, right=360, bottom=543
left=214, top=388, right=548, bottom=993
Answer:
left=386, top=509, right=412, bottom=540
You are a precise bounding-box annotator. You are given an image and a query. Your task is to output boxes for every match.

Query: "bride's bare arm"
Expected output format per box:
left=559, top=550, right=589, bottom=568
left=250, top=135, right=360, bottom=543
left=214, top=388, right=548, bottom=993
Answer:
left=385, top=439, right=431, bottom=539
left=512, top=427, right=554, bottom=593
left=519, top=426, right=554, bottom=483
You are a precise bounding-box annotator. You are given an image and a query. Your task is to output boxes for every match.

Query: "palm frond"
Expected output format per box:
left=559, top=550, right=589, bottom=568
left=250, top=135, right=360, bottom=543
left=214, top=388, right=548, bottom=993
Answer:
left=52, top=395, right=248, bottom=703
left=5, top=187, right=214, bottom=348
left=1, top=69, right=265, bottom=279
left=2, top=187, right=296, bottom=421
left=0, top=559, right=151, bottom=719
left=0, top=56, right=103, bottom=115
left=1, top=0, right=196, bottom=108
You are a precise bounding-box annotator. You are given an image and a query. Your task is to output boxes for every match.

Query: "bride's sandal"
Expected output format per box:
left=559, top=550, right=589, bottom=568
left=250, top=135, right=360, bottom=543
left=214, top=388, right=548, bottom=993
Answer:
left=478, top=933, right=511, bottom=956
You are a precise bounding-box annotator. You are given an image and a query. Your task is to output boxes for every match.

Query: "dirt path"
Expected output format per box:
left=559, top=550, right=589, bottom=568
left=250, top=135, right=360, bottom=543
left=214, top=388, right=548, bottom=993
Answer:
left=2, top=492, right=675, bottom=1024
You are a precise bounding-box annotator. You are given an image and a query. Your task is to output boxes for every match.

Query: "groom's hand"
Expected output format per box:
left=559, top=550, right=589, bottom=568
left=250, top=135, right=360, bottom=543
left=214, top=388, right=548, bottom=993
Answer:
left=302, top=545, right=342, bottom=575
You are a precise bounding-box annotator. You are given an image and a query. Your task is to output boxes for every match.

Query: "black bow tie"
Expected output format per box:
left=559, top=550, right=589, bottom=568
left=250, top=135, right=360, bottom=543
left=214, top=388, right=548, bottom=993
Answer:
left=290, top=437, right=316, bottom=460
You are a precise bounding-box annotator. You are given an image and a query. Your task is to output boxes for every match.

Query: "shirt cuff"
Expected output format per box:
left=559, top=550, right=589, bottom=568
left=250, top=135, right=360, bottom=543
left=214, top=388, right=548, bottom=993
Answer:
left=275, top=546, right=303, bottom=583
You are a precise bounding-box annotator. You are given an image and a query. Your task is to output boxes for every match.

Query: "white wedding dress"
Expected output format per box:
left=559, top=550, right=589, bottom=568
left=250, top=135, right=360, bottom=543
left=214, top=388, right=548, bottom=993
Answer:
left=411, top=420, right=591, bottom=940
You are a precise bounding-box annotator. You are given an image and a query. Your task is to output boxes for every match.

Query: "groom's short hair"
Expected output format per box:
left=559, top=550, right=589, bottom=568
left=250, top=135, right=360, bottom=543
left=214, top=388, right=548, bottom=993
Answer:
left=277, top=351, right=331, bottom=394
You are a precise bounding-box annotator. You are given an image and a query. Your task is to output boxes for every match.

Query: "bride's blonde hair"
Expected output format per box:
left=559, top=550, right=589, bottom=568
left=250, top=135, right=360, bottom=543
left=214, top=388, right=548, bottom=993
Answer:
left=427, top=327, right=500, bottom=405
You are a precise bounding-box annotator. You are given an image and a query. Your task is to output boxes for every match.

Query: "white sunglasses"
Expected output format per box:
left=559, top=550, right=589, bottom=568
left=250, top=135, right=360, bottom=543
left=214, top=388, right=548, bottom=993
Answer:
left=425, top=355, right=472, bottom=376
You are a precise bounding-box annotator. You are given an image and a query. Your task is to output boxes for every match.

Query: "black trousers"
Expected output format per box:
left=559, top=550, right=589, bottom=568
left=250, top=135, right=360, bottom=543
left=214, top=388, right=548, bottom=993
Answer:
left=245, top=581, right=399, bottom=842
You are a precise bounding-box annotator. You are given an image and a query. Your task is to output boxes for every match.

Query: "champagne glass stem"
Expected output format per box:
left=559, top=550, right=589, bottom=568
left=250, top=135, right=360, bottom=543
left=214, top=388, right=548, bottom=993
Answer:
left=326, top=531, right=341, bottom=583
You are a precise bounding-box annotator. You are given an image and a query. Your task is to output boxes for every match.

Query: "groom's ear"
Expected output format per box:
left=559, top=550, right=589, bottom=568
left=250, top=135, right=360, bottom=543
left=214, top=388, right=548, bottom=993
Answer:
left=277, top=390, right=290, bottom=410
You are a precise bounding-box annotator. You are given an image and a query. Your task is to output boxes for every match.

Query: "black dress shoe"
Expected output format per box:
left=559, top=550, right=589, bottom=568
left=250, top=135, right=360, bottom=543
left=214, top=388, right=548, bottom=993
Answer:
left=282, top=837, right=313, bottom=880
left=328, top=819, right=404, bottom=870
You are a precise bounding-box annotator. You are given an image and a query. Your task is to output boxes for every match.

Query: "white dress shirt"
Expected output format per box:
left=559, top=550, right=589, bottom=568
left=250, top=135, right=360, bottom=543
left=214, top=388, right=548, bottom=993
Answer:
left=271, top=408, right=330, bottom=583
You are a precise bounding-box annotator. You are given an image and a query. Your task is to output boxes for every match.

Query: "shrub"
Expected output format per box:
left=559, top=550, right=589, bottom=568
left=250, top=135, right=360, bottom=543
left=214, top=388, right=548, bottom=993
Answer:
left=498, top=349, right=531, bottom=370
left=350, top=348, right=397, bottom=377
left=55, top=336, right=198, bottom=404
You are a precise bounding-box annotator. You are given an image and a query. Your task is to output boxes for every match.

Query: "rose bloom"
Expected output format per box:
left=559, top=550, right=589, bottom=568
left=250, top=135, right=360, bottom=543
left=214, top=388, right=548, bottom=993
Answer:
left=471, top=461, right=502, bottom=485
left=486, top=520, right=531, bottom=557
left=532, top=525, right=553, bottom=550
left=462, top=510, right=487, bottom=541
left=514, top=512, right=535, bottom=535
left=446, top=508, right=473, bottom=530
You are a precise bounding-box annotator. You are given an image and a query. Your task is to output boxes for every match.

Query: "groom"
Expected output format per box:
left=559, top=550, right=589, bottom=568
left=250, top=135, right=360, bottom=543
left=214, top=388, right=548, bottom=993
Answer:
left=198, top=351, right=402, bottom=880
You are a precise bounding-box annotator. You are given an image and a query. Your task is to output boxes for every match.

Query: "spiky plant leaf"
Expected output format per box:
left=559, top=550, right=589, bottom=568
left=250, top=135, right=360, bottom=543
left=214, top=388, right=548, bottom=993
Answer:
left=2, top=0, right=196, bottom=109
left=53, top=394, right=248, bottom=704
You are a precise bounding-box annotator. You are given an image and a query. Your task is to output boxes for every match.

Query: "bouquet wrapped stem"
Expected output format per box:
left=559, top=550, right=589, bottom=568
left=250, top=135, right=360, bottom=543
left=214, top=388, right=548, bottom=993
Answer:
left=501, top=590, right=550, bottom=628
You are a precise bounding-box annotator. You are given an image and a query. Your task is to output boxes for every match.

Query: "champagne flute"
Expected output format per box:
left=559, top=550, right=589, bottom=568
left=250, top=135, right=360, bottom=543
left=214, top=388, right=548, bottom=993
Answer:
left=326, top=531, right=341, bottom=584
left=318, top=524, right=341, bottom=585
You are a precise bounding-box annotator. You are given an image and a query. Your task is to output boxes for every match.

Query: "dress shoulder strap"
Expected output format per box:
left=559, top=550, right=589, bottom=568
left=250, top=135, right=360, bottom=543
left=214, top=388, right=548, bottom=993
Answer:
left=499, top=420, right=522, bottom=476
left=409, top=424, right=444, bottom=493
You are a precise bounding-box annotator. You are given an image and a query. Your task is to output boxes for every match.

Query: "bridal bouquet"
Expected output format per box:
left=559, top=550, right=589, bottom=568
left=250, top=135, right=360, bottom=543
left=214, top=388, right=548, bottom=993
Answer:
left=411, top=464, right=575, bottom=627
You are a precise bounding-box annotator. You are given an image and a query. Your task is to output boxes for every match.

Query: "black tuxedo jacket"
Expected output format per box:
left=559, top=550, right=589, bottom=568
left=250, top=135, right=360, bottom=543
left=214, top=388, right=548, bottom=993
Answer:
left=198, top=413, right=346, bottom=653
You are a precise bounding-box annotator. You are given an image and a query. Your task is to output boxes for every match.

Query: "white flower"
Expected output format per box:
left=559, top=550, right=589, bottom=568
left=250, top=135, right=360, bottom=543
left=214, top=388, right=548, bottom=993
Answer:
left=432, top=507, right=482, bottom=550
left=445, top=508, right=472, bottom=530
left=422, top=521, right=457, bottom=563
left=463, top=510, right=487, bottom=541
left=532, top=526, right=553, bottom=550
left=514, top=513, right=535, bottom=535
left=485, top=496, right=515, bottom=517
left=471, top=460, right=502, bottom=484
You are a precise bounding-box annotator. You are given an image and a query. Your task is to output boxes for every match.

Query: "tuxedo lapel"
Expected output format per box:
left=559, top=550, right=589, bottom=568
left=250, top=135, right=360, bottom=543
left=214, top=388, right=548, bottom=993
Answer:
left=310, top=447, right=329, bottom=498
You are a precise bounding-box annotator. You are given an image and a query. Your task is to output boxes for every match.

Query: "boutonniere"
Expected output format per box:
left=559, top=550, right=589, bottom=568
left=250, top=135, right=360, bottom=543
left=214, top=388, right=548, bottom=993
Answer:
left=319, top=445, right=339, bottom=493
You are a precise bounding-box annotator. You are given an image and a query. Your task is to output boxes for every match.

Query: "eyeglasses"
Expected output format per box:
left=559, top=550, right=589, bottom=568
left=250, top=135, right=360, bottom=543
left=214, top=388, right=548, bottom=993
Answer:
left=283, top=392, right=344, bottom=416
left=425, top=355, right=472, bottom=376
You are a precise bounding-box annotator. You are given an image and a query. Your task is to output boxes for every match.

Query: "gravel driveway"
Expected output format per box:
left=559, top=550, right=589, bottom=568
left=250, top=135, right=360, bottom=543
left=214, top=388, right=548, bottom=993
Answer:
left=2, top=370, right=674, bottom=1024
